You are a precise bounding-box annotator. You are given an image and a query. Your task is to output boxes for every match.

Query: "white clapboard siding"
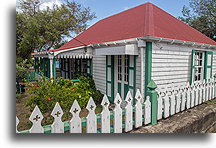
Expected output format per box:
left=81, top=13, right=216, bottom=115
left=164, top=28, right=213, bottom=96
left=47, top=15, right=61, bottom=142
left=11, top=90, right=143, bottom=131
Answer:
left=29, top=105, right=44, bottom=133
left=113, top=93, right=122, bottom=133
left=51, top=102, right=64, bottom=133
left=125, top=91, right=133, bottom=132
left=100, top=95, right=110, bottom=133
left=144, top=96, right=151, bottom=125
left=134, top=89, right=143, bottom=128
left=16, top=116, right=19, bottom=133
left=86, top=97, right=97, bottom=133
left=70, top=100, right=82, bottom=133
left=92, top=55, right=106, bottom=94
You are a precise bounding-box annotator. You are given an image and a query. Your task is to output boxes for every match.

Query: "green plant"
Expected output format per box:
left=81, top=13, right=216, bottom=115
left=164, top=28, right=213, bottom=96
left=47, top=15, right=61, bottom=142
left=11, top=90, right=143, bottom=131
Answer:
left=25, top=76, right=103, bottom=115
left=16, top=59, right=33, bottom=80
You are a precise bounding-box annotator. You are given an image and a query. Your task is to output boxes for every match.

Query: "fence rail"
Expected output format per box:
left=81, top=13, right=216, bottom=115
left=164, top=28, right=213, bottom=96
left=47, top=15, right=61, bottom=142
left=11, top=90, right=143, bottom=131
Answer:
left=16, top=77, right=216, bottom=133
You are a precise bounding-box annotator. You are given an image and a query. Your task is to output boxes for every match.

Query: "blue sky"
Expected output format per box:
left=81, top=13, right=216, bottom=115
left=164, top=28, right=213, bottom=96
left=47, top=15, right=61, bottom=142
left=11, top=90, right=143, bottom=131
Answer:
left=73, top=0, right=190, bottom=26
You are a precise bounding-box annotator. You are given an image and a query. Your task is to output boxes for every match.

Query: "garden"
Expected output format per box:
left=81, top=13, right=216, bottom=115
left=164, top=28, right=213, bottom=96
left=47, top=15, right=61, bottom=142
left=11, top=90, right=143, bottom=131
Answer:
left=16, top=65, right=104, bottom=131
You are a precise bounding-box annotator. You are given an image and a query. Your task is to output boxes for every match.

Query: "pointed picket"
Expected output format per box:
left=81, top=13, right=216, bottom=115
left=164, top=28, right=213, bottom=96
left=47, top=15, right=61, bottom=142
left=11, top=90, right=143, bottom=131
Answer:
left=86, top=97, right=97, bottom=133
left=180, top=88, right=186, bottom=111
left=144, top=96, right=151, bottom=125
left=198, top=83, right=203, bottom=104
left=134, top=89, right=143, bottom=127
left=206, top=79, right=209, bottom=101
left=175, top=92, right=181, bottom=113
left=125, top=91, right=133, bottom=132
left=16, top=116, right=19, bottom=133
left=190, top=83, right=195, bottom=107
left=70, top=100, right=81, bottom=133
left=194, top=84, right=199, bottom=106
left=51, top=102, right=64, bottom=133
left=163, top=94, right=170, bottom=118
left=113, top=93, right=122, bottom=133
left=186, top=82, right=191, bottom=109
left=157, top=89, right=163, bottom=120
left=209, top=78, right=213, bottom=100
left=100, top=95, right=110, bottom=133
left=213, top=79, right=216, bottom=98
left=29, top=105, right=44, bottom=133
left=212, top=78, right=215, bottom=99
left=202, top=80, right=206, bottom=102
left=169, top=84, right=176, bottom=116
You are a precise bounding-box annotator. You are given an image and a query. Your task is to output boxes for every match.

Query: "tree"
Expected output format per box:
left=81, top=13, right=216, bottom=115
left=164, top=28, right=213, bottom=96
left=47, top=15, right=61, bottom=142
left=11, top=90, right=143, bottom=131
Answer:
left=16, top=0, right=96, bottom=62
left=179, top=0, right=216, bottom=41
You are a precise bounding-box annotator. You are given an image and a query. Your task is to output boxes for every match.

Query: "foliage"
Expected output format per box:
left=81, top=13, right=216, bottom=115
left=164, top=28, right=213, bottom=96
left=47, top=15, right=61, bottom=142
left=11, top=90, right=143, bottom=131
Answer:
left=16, top=0, right=96, bottom=61
left=24, top=76, right=103, bottom=114
left=178, top=0, right=216, bottom=41
left=16, top=59, right=33, bottom=79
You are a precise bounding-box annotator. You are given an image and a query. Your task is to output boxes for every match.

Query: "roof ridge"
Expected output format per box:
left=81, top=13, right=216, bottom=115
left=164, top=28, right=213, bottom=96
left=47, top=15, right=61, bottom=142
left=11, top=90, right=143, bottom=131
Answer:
left=144, top=3, right=154, bottom=36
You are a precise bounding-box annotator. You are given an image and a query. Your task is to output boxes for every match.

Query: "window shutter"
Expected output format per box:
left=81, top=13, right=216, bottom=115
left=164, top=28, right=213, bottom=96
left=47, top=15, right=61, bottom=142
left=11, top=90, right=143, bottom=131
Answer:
left=190, top=50, right=195, bottom=84
left=204, top=51, right=213, bottom=80
left=128, top=55, right=136, bottom=98
left=106, top=55, right=114, bottom=103
left=87, top=59, right=92, bottom=76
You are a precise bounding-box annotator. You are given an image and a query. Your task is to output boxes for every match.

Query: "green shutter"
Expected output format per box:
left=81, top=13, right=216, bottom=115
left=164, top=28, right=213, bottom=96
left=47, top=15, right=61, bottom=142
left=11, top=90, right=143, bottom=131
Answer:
left=87, top=59, right=92, bottom=76
left=128, top=55, right=136, bottom=98
left=190, top=50, right=195, bottom=84
left=106, top=55, right=114, bottom=103
left=204, top=51, right=213, bottom=80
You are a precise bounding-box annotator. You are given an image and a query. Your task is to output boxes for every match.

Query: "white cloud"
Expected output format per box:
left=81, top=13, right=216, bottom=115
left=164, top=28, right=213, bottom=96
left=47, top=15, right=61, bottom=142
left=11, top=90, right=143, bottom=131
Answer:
left=40, top=0, right=62, bottom=10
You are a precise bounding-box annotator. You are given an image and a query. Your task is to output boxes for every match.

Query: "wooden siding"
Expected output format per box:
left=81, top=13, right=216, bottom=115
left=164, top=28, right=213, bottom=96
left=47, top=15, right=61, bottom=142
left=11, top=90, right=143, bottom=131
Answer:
left=135, top=49, right=145, bottom=94
left=152, top=42, right=215, bottom=87
left=92, top=55, right=106, bottom=94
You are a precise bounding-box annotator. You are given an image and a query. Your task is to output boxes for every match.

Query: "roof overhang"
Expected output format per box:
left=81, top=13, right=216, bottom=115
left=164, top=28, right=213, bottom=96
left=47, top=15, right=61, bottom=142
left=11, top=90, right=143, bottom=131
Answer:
left=139, top=36, right=216, bottom=49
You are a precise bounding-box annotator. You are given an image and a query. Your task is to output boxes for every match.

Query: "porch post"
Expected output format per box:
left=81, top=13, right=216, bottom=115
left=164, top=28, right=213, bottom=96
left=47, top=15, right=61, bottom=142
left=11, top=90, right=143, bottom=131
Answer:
left=137, top=39, right=145, bottom=98
left=145, top=41, right=152, bottom=97
left=49, top=54, right=54, bottom=78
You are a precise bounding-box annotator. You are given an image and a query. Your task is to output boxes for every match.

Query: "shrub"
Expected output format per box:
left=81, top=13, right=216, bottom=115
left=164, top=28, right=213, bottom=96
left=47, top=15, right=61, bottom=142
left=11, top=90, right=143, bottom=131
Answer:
left=24, top=76, right=103, bottom=114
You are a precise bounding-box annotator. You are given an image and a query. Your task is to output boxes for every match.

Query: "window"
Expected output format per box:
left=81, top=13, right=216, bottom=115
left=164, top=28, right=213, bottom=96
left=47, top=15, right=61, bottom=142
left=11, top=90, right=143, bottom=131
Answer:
left=117, top=55, right=122, bottom=81
left=124, top=55, right=129, bottom=82
left=194, top=51, right=204, bottom=81
left=191, top=50, right=213, bottom=84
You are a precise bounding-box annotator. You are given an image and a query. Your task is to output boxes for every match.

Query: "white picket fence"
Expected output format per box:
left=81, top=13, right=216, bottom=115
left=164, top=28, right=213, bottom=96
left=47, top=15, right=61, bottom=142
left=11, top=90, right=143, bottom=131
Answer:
left=157, top=78, right=215, bottom=120
left=16, top=89, right=152, bottom=133
left=16, top=78, right=215, bottom=133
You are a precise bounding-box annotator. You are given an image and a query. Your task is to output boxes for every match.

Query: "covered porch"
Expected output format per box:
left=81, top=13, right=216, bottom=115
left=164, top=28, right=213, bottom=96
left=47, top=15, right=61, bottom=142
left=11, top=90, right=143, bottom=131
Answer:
left=32, top=47, right=93, bottom=80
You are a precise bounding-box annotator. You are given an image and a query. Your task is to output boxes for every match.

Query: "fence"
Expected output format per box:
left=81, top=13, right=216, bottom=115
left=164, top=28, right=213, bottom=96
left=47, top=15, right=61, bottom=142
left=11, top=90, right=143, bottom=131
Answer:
left=16, top=77, right=216, bottom=133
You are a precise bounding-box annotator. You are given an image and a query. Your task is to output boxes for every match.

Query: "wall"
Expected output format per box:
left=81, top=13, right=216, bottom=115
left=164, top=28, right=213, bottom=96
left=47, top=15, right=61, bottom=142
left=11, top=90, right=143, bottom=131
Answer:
left=92, top=54, right=106, bottom=94
left=152, top=42, right=216, bottom=88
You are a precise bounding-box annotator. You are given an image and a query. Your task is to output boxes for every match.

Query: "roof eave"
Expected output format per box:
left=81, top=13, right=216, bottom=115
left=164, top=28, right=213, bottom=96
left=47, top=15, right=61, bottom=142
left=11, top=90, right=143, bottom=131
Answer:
left=141, top=36, right=216, bottom=49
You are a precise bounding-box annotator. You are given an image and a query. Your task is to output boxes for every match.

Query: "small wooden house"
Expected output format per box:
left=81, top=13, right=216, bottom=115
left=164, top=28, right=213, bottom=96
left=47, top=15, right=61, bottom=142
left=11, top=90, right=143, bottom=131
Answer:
left=32, top=2, right=216, bottom=102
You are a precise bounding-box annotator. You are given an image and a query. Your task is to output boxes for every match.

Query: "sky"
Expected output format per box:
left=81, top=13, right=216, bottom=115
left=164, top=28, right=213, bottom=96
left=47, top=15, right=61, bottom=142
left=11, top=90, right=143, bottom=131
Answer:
left=17, top=0, right=190, bottom=27
left=72, top=0, right=190, bottom=26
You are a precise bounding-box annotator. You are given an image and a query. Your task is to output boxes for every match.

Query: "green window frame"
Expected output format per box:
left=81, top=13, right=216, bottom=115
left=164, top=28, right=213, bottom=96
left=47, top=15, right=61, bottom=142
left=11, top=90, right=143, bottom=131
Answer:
left=190, top=50, right=213, bottom=84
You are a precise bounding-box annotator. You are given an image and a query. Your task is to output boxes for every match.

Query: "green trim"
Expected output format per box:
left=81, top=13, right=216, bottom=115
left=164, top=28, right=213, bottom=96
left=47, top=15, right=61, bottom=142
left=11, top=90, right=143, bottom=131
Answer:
left=190, top=50, right=195, bottom=84
left=146, top=80, right=158, bottom=125
left=53, top=58, right=56, bottom=79
left=204, top=51, right=213, bottom=80
left=145, top=42, right=152, bottom=97
left=106, top=55, right=115, bottom=103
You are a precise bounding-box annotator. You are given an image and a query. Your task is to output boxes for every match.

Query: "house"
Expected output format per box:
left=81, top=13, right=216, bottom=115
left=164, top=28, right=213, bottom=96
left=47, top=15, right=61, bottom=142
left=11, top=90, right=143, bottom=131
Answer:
left=32, top=2, right=216, bottom=103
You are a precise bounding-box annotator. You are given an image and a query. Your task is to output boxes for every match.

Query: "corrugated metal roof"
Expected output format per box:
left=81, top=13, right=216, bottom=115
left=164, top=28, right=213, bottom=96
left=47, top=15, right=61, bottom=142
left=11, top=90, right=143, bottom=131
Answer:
left=53, top=2, right=216, bottom=52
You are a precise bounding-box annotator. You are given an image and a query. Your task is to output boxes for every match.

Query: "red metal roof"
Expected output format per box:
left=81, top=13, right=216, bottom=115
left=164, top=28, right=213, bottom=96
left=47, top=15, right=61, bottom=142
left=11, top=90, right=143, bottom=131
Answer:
left=55, top=2, right=216, bottom=51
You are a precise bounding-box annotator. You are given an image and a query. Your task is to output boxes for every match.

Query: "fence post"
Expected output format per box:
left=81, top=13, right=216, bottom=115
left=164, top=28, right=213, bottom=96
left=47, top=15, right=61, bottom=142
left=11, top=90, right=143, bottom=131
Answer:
left=147, top=80, right=158, bottom=125
left=214, top=74, right=216, bottom=98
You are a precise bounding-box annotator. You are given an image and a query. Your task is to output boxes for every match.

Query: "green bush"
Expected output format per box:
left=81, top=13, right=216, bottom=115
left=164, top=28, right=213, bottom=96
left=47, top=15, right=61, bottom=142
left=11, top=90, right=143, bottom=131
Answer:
left=24, top=76, right=103, bottom=114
